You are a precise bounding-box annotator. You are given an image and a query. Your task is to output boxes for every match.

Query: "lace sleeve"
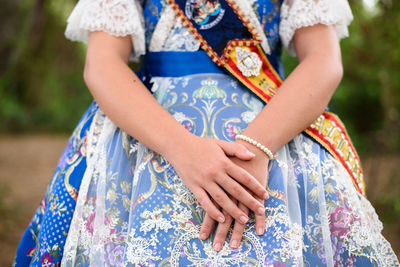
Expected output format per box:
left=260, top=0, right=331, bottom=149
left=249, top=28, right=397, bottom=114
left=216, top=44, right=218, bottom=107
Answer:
left=65, top=0, right=145, bottom=61
left=280, top=0, right=353, bottom=56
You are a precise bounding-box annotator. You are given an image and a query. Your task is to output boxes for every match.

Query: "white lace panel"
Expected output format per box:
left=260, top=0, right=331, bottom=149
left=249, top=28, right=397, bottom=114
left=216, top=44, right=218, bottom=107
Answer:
left=150, top=6, right=201, bottom=52
left=61, top=77, right=400, bottom=266
left=65, top=0, right=146, bottom=61
left=280, top=0, right=353, bottom=56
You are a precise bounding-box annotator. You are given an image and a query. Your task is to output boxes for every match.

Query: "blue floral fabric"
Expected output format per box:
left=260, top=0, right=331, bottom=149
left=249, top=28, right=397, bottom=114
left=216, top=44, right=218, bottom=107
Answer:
left=13, top=0, right=399, bottom=266
left=14, top=103, right=98, bottom=266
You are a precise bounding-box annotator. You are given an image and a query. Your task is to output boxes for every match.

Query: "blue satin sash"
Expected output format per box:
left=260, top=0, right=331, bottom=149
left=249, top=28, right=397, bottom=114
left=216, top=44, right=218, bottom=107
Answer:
left=139, top=51, right=283, bottom=78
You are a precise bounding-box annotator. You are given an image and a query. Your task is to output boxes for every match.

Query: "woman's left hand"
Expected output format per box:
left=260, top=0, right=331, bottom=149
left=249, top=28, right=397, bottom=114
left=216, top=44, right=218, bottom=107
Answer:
left=199, top=140, right=270, bottom=251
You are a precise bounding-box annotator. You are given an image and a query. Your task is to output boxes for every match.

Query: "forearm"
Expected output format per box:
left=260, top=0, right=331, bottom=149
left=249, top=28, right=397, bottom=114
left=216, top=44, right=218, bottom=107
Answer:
left=82, top=32, right=270, bottom=224
left=241, top=25, right=343, bottom=153
left=84, top=53, right=193, bottom=159
left=206, top=53, right=342, bottom=249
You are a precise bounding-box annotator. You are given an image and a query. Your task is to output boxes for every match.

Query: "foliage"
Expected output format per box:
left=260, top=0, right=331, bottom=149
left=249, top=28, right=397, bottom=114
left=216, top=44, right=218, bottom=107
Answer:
left=281, top=0, right=400, bottom=155
left=0, top=0, right=399, bottom=152
left=334, top=0, right=400, bottom=154
left=0, top=0, right=92, bottom=133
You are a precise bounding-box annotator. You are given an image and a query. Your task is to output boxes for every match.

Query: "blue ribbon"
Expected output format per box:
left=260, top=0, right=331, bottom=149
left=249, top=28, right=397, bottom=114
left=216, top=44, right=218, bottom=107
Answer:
left=139, top=51, right=225, bottom=77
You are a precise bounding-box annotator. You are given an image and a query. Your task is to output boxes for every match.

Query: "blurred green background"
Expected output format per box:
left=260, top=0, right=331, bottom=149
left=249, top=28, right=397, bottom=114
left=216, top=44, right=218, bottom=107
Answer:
left=0, top=0, right=399, bottom=265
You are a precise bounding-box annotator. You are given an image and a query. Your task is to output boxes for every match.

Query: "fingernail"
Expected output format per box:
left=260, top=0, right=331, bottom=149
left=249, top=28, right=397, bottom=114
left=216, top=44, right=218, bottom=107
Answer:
left=263, top=192, right=269, bottom=200
left=240, top=216, right=248, bottom=224
left=247, top=151, right=255, bottom=157
left=200, top=232, right=207, bottom=240
left=256, top=227, right=264, bottom=235
left=231, top=239, right=238, bottom=248
left=214, top=242, right=222, bottom=251
left=218, top=216, right=225, bottom=223
left=257, top=207, right=265, bottom=215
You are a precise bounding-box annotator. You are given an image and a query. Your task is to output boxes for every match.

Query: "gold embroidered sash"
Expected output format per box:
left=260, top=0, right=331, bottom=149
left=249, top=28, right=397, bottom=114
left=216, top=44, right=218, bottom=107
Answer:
left=167, top=0, right=365, bottom=195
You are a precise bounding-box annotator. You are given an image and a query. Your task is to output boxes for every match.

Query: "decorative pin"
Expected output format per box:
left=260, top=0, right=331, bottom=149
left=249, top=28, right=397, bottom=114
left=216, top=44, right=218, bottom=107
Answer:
left=235, top=47, right=262, bottom=77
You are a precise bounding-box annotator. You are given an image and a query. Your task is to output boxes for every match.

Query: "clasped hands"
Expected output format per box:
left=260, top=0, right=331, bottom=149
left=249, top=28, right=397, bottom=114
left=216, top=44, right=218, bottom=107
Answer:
left=167, top=136, right=269, bottom=252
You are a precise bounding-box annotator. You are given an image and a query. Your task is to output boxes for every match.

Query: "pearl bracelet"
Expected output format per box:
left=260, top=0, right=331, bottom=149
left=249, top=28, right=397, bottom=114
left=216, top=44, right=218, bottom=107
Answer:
left=235, top=134, right=276, bottom=160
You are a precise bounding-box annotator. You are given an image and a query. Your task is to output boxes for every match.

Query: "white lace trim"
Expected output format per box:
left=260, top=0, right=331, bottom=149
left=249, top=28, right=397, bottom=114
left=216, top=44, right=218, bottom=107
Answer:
left=65, top=0, right=146, bottom=61
left=280, top=0, right=353, bottom=56
left=59, top=84, right=399, bottom=265
left=61, top=110, right=117, bottom=265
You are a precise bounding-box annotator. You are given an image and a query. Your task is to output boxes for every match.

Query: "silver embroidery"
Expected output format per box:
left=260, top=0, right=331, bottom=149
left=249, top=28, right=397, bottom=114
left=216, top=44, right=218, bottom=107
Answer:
left=235, top=47, right=263, bottom=77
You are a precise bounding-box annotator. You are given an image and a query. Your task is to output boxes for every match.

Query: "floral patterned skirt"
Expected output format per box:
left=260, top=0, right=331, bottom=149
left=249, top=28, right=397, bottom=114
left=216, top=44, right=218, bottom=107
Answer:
left=14, top=73, right=399, bottom=266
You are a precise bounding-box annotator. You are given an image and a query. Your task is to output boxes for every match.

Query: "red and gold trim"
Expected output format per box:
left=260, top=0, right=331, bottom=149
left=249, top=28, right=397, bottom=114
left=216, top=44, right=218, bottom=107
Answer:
left=167, top=0, right=223, bottom=65
left=166, top=0, right=366, bottom=195
left=222, top=41, right=282, bottom=102
left=224, top=0, right=262, bottom=42
left=166, top=0, right=263, bottom=65
left=222, top=42, right=365, bottom=195
left=305, top=113, right=365, bottom=194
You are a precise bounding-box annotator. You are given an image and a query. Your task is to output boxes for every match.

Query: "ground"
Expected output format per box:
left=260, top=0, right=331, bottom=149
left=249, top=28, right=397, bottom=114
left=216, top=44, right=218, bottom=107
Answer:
left=0, top=135, right=399, bottom=266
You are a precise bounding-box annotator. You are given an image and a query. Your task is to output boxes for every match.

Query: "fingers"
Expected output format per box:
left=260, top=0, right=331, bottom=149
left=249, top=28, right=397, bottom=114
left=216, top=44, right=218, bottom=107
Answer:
left=212, top=208, right=234, bottom=251
left=216, top=139, right=255, bottom=160
left=229, top=198, right=265, bottom=249
left=200, top=211, right=216, bottom=240
left=215, top=175, right=265, bottom=216
left=254, top=197, right=266, bottom=236
left=229, top=202, right=248, bottom=249
left=207, top=184, right=249, bottom=224
left=225, top=162, right=269, bottom=201
left=254, top=172, right=267, bottom=236
left=200, top=198, right=266, bottom=252
left=192, top=187, right=225, bottom=223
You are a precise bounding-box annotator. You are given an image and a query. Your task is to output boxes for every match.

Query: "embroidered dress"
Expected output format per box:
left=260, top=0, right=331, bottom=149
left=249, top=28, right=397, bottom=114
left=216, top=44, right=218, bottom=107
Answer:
left=14, top=0, right=399, bottom=266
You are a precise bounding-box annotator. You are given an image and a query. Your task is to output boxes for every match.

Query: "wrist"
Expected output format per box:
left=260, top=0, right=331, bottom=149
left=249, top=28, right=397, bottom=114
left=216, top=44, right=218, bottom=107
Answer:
left=159, top=131, right=198, bottom=163
left=235, top=139, right=269, bottom=162
left=235, top=134, right=275, bottom=161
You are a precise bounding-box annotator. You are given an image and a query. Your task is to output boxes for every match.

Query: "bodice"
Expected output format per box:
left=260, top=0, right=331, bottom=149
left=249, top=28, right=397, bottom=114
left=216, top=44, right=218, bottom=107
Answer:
left=64, top=0, right=354, bottom=62
left=142, top=0, right=283, bottom=56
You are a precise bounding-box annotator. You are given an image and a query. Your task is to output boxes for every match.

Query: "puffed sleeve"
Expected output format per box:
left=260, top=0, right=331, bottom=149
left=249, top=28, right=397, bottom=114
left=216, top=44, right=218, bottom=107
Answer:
left=280, top=0, right=353, bottom=56
left=65, top=0, right=145, bottom=61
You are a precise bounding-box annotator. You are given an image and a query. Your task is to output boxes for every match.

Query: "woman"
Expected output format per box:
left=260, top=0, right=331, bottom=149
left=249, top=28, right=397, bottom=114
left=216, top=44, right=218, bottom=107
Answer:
left=14, top=0, right=399, bottom=266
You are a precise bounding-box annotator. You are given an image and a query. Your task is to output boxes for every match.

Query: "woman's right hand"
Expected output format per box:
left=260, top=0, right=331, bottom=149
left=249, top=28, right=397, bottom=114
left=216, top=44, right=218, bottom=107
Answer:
left=83, top=32, right=266, bottom=223
left=164, top=135, right=268, bottom=224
